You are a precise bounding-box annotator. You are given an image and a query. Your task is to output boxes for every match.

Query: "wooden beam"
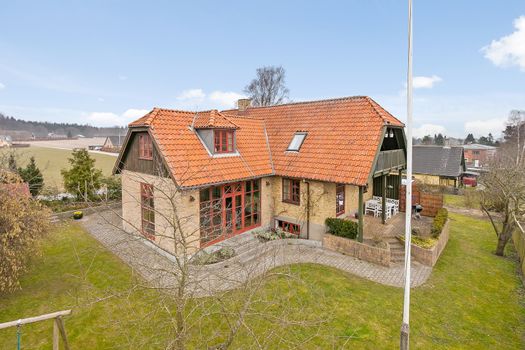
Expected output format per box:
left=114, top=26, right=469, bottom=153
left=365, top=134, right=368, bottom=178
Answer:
left=0, top=310, right=71, bottom=330
left=382, top=174, right=387, bottom=224
left=358, top=186, right=364, bottom=242
left=53, top=319, right=59, bottom=350
left=56, top=316, right=70, bottom=350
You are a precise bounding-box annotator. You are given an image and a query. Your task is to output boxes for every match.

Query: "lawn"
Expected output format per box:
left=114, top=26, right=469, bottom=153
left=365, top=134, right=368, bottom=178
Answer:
left=1, top=146, right=116, bottom=190
left=444, top=189, right=481, bottom=210
left=0, top=214, right=523, bottom=349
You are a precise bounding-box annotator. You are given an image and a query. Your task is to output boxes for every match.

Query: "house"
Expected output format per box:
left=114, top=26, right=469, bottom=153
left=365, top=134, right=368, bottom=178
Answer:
left=462, top=143, right=496, bottom=170
left=114, top=97, right=407, bottom=255
left=102, top=136, right=124, bottom=152
left=412, top=146, right=466, bottom=188
left=0, top=135, right=12, bottom=148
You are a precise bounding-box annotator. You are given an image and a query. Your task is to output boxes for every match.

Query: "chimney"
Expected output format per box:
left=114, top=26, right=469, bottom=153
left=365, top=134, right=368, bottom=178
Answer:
left=237, top=98, right=251, bottom=112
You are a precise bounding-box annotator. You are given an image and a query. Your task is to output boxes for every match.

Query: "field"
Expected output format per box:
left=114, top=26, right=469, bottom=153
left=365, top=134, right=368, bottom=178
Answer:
left=1, top=145, right=117, bottom=190
left=0, top=213, right=523, bottom=349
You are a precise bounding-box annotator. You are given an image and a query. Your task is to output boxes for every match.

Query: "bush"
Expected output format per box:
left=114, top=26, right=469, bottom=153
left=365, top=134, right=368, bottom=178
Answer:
left=192, top=247, right=236, bottom=265
left=431, top=208, right=448, bottom=238
left=325, top=218, right=358, bottom=239
left=254, top=229, right=298, bottom=242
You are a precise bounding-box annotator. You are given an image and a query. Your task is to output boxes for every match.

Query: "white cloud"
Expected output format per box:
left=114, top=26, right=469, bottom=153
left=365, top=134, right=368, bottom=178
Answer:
left=482, top=16, right=525, bottom=71
left=122, top=108, right=149, bottom=120
left=87, top=108, right=149, bottom=127
left=88, top=112, right=123, bottom=126
left=412, top=124, right=447, bottom=138
left=412, top=75, right=442, bottom=89
left=0, top=82, right=5, bottom=89
left=173, top=88, right=245, bottom=109
left=464, top=118, right=506, bottom=137
left=209, top=91, right=245, bottom=108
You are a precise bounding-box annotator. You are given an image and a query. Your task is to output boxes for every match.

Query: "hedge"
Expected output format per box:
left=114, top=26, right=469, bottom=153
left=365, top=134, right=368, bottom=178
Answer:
left=325, top=218, right=358, bottom=239
left=431, top=208, right=448, bottom=238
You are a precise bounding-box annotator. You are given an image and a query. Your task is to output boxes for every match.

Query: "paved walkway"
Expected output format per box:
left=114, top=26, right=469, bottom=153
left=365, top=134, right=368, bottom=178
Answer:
left=81, top=211, right=432, bottom=297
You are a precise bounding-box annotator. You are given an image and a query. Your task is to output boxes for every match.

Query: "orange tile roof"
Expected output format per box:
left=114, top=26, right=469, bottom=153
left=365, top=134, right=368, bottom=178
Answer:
left=129, top=108, right=273, bottom=188
left=127, top=96, right=403, bottom=188
left=193, top=110, right=238, bottom=129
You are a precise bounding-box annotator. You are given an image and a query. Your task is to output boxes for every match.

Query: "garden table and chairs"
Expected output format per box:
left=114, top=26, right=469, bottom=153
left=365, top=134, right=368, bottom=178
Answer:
left=364, top=196, right=399, bottom=220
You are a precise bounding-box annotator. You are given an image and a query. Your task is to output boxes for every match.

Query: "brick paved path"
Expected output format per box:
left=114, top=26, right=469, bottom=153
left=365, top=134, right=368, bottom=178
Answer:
left=81, top=211, right=432, bottom=297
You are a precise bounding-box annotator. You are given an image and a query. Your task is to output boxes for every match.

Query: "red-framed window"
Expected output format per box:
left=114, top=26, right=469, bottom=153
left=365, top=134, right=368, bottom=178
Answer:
left=199, top=179, right=261, bottom=246
left=139, top=133, right=153, bottom=160
left=282, top=178, right=300, bottom=205
left=277, top=220, right=301, bottom=235
left=336, top=183, right=345, bottom=216
left=214, top=129, right=234, bottom=153
left=140, top=183, right=155, bottom=239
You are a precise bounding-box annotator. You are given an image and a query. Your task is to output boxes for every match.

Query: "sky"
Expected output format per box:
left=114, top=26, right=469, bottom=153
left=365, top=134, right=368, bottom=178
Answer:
left=0, top=0, right=524, bottom=138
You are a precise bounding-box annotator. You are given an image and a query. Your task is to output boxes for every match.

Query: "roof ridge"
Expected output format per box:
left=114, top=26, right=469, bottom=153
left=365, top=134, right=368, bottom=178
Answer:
left=223, top=95, right=368, bottom=111
left=365, top=96, right=404, bottom=126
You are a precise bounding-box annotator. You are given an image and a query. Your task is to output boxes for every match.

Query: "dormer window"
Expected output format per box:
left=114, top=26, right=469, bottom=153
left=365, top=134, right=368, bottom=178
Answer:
left=214, top=129, right=235, bottom=153
left=287, top=132, right=307, bottom=152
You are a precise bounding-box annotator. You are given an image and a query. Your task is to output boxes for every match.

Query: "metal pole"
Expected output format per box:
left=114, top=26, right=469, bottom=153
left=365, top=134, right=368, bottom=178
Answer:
left=401, top=0, right=413, bottom=349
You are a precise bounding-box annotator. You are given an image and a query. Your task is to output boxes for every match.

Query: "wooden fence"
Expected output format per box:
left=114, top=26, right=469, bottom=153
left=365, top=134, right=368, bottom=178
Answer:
left=513, top=220, right=525, bottom=280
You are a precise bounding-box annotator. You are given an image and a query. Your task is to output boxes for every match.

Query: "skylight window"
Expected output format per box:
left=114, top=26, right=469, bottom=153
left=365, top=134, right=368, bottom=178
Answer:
left=287, top=132, right=307, bottom=151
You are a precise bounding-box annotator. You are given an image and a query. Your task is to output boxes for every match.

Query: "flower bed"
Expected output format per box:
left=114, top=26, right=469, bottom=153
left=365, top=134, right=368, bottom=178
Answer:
left=399, top=219, right=450, bottom=266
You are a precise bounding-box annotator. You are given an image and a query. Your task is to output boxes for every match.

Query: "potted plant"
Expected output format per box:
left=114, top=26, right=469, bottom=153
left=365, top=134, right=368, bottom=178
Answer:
left=73, top=211, right=83, bottom=220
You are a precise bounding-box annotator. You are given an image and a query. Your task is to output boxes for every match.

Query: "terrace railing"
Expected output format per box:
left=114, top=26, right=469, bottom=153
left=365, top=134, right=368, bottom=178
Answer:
left=374, top=149, right=406, bottom=175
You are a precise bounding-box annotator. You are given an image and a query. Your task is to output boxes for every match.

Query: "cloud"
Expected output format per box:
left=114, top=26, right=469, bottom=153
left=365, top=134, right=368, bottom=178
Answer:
left=209, top=91, right=245, bottom=108
left=87, top=108, right=149, bottom=127
left=464, top=118, right=506, bottom=137
left=0, top=82, right=5, bottom=89
left=412, top=75, right=442, bottom=89
left=412, top=124, right=447, bottom=138
left=482, top=16, right=525, bottom=71
left=177, top=88, right=206, bottom=102
left=173, top=89, right=244, bottom=109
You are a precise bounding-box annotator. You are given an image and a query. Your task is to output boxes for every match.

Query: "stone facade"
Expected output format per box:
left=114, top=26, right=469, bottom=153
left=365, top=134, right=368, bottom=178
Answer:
left=323, top=233, right=391, bottom=267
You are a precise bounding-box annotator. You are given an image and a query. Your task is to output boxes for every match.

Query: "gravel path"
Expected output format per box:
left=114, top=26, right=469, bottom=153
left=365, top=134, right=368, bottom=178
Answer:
left=81, top=211, right=432, bottom=296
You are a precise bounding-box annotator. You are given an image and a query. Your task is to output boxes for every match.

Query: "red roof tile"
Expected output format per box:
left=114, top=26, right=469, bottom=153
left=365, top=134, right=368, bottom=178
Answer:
left=127, top=96, right=404, bottom=187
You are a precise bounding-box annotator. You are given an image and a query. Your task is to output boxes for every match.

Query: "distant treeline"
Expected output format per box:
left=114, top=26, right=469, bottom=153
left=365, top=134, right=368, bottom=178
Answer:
left=0, top=113, right=127, bottom=140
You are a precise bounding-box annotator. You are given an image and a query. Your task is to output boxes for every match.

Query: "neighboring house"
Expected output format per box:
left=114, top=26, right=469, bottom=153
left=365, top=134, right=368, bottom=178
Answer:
left=462, top=143, right=496, bottom=170
left=412, top=146, right=466, bottom=188
left=102, top=136, right=124, bottom=152
left=114, top=96, right=407, bottom=255
left=0, top=135, right=12, bottom=148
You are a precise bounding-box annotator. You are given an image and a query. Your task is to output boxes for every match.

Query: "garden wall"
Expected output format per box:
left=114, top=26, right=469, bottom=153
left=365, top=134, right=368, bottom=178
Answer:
left=512, top=226, right=525, bottom=279
left=409, top=219, right=450, bottom=266
left=399, top=184, right=443, bottom=217
left=323, top=234, right=391, bottom=267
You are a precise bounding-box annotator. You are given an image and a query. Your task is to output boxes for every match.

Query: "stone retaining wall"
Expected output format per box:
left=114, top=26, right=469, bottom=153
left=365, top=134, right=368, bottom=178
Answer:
left=322, top=234, right=391, bottom=267
left=409, top=219, right=450, bottom=266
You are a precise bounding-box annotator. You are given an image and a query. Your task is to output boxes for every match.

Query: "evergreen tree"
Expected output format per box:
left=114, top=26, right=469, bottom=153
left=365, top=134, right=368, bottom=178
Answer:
left=434, top=133, right=445, bottom=145
left=19, top=156, right=44, bottom=196
left=7, top=154, right=18, bottom=173
left=61, top=149, right=102, bottom=200
left=421, top=135, right=433, bottom=145
left=464, top=133, right=476, bottom=144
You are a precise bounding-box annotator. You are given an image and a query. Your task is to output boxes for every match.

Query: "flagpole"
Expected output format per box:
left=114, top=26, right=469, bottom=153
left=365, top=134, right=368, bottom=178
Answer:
left=401, top=0, right=413, bottom=349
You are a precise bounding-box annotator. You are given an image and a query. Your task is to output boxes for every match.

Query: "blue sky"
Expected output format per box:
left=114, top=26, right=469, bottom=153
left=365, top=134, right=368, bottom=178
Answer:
left=0, top=0, right=524, bottom=138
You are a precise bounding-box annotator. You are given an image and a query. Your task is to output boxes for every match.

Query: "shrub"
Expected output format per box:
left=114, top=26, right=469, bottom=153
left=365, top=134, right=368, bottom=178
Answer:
left=431, top=208, right=448, bottom=238
left=325, top=218, right=358, bottom=239
left=192, top=247, right=236, bottom=265
left=254, top=229, right=298, bottom=242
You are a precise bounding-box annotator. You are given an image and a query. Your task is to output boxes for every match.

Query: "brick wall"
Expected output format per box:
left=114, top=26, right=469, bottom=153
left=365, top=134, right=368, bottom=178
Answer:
left=410, top=219, right=450, bottom=266
left=399, top=183, right=443, bottom=217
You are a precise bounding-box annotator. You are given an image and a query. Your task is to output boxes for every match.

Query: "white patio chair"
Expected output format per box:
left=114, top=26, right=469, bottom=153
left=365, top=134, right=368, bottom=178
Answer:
left=365, top=200, right=377, bottom=216
left=376, top=205, right=392, bottom=220
left=386, top=198, right=399, bottom=215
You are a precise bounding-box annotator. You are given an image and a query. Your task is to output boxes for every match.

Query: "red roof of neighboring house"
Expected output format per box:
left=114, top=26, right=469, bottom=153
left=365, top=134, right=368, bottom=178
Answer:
left=126, top=96, right=403, bottom=188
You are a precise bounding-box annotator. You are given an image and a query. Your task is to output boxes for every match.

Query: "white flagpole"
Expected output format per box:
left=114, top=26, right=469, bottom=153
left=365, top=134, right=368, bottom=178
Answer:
left=401, top=0, right=413, bottom=349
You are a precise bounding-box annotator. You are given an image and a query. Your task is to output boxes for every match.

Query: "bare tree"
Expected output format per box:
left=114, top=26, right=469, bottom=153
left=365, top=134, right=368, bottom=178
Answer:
left=244, top=66, right=290, bottom=106
left=75, top=157, right=329, bottom=349
left=480, top=113, right=525, bottom=256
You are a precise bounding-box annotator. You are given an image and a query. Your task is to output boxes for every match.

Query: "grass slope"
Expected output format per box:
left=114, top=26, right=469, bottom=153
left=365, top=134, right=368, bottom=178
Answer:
left=0, top=214, right=523, bottom=349
left=1, top=146, right=116, bottom=190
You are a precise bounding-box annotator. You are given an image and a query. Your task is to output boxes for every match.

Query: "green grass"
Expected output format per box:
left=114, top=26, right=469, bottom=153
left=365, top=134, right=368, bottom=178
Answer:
left=1, top=146, right=116, bottom=190
left=0, top=214, right=523, bottom=349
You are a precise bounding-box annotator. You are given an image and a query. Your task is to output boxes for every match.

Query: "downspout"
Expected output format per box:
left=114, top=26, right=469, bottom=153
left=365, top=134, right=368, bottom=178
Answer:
left=303, top=179, right=310, bottom=240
